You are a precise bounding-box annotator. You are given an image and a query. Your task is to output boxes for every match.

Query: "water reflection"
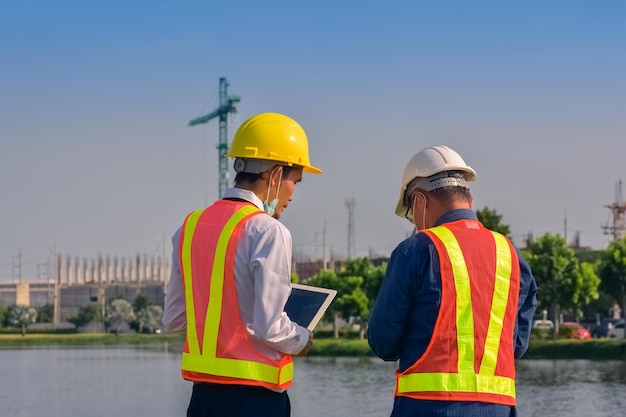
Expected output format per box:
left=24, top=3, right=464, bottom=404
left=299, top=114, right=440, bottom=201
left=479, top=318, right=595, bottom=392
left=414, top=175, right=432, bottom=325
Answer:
left=515, top=360, right=626, bottom=417
left=0, top=347, right=625, bottom=417
left=516, top=359, right=626, bottom=385
left=292, top=357, right=626, bottom=417
left=290, top=357, right=397, bottom=417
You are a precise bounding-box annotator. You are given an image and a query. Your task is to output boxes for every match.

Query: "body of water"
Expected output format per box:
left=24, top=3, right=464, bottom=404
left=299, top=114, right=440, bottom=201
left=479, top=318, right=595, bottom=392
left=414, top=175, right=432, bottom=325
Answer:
left=1, top=345, right=625, bottom=417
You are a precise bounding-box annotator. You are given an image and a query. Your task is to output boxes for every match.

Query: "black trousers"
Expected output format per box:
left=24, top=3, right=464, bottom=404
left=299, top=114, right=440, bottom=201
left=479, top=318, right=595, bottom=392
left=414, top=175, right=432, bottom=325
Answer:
left=187, top=382, right=291, bottom=417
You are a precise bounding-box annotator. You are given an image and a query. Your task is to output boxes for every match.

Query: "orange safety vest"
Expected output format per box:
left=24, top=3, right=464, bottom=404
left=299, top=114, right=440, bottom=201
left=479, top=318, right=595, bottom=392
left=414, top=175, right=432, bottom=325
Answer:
left=178, top=200, right=294, bottom=390
left=395, top=219, right=520, bottom=406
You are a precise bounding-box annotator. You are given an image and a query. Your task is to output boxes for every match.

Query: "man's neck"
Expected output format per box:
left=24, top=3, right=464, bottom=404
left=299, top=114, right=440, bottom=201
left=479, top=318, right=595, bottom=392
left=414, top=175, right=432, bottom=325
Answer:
left=234, top=182, right=266, bottom=203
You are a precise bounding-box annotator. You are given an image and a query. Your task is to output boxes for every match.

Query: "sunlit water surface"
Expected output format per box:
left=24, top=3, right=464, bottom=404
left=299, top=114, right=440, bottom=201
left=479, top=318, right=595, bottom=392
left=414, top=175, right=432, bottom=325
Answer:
left=1, top=345, right=625, bottom=417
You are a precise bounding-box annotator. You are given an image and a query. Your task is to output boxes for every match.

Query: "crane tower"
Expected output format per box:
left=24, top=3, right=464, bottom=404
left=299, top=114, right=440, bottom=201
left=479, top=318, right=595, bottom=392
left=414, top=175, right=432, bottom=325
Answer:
left=188, top=77, right=241, bottom=198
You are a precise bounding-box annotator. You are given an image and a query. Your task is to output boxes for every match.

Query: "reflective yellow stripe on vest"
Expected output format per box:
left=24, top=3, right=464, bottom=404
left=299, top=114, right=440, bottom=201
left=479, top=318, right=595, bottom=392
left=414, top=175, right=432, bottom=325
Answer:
left=397, top=226, right=515, bottom=398
left=481, top=233, right=512, bottom=375
left=181, top=205, right=293, bottom=386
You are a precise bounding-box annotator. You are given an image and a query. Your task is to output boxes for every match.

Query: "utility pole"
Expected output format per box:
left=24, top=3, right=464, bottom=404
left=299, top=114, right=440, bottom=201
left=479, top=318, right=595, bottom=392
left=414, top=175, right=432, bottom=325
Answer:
left=346, top=197, right=356, bottom=259
left=563, top=209, right=567, bottom=246
left=188, top=77, right=241, bottom=199
left=37, top=262, right=48, bottom=280
left=602, top=180, right=626, bottom=241
left=322, top=221, right=328, bottom=269
left=52, top=245, right=61, bottom=328
left=314, top=223, right=329, bottom=270
left=12, top=248, right=22, bottom=282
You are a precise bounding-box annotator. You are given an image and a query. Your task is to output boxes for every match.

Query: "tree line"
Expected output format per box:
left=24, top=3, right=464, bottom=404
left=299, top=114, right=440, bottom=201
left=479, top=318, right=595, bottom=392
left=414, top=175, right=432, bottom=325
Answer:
left=477, top=206, right=626, bottom=333
left=304, top=207, right=626, bottom=339
left=2, top=207, right=624, bottom=339
left=0, top=294, right=163, bottom=336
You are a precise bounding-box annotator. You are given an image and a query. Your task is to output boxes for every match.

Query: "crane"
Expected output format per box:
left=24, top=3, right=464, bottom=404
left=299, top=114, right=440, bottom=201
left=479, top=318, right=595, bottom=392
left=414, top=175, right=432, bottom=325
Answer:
left=188, top=77, right=241, bottom=198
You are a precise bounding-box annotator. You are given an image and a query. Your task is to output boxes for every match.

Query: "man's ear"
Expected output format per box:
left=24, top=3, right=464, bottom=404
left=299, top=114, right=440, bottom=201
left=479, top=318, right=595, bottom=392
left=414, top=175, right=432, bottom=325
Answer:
left=264, top=165, right=282, bottom=185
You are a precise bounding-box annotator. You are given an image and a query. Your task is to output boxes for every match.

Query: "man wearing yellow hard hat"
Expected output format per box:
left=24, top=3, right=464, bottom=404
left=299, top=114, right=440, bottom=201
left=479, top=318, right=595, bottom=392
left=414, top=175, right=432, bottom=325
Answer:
left=163, top=113, right=322, bottom=417
left=368, top=145, right=537, bottom=417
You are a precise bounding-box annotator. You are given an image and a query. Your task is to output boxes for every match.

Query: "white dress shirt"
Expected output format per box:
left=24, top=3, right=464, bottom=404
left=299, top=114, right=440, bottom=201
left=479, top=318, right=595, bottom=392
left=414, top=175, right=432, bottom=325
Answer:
left=163, top=188, right=309, bottom=360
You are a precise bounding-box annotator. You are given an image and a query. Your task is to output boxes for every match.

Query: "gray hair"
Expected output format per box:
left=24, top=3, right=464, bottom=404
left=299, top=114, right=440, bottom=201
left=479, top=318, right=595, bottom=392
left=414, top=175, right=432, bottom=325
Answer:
left=404, top=171, right=470, bottom=207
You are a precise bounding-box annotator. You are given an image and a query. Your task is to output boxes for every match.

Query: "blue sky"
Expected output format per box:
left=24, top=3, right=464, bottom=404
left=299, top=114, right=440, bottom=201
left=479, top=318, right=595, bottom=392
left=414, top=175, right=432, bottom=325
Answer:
left=1, top=1, right=625, bottom=280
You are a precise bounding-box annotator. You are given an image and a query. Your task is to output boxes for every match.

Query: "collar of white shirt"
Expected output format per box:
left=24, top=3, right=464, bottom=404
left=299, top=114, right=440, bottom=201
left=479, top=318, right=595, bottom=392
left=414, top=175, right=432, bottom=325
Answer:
left=222, top=188, right=264, bottom=211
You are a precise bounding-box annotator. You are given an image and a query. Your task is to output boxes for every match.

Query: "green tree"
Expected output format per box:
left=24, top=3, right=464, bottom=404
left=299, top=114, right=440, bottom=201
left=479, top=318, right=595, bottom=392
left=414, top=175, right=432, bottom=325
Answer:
left=132, top=294, right=151, bottom=314
left=597, top=237, right=626, bottom=319
left=8, top=305, right=38, bottom=336
left=35, top=303, right=54, bottom=323
left=353, top=259, right=387, bottom=337
left=307, top=258, right=381, bottom=339
left=524, top=233, right=600, bottom=337
left=136, top=305, right=164, bottom=334
left=105, top=299, right=135, bottom=335
left=307, top=269, right=343, bottom=338
left=0, top=301, right=7, bottom=329
left=574, top=262, right=601, bottom=315
left=68, top=305, right=101, bottom=329
left=334, top=279, right=369, bottom=339
left=130, top=294, right=152, bottom=333
left=2, top=304, right=14, bottom=328
left=360, top=262, right=386, bottom=308
left=573, top=249, right=606, bottom=320
left=575, top=249, right=603, bottom=265
left=580, top=291, right=616, bottom=322
left=476, top=207, right=511, bottom=237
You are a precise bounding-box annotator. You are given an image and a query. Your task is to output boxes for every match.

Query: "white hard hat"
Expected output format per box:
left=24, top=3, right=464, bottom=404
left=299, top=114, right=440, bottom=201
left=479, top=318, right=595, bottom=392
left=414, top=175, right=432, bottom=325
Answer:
left=394, top=145, right=477, bottom=218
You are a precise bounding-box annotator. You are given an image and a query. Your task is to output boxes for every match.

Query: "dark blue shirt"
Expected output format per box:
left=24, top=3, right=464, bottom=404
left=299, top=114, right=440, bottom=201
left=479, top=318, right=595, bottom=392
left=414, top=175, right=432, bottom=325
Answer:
left=367, top=209, right=537, bottom=417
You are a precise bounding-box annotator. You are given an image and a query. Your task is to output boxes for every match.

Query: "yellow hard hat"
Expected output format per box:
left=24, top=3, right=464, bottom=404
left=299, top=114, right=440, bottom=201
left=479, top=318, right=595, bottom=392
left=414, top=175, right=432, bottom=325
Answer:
left=227, top=112, right=322, bottom=174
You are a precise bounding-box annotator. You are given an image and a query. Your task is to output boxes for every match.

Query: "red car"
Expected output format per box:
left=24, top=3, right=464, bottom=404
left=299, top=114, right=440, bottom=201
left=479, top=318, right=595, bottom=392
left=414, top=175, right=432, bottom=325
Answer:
left=561, top=322, right=591, bottom=340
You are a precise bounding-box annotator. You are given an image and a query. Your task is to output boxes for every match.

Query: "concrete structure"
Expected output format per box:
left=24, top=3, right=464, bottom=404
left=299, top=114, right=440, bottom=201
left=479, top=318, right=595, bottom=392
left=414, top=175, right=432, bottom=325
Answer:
left=1, top=279, right=166, bottom=323
left=1, top=281, right=53, bottom=307
left=1, top=251, right=171, bottom=325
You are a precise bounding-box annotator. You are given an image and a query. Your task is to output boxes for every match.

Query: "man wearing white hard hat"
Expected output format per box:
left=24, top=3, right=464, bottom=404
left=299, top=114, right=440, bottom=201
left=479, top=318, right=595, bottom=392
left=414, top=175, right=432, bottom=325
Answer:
left=368, top=145, right=537, bottom=417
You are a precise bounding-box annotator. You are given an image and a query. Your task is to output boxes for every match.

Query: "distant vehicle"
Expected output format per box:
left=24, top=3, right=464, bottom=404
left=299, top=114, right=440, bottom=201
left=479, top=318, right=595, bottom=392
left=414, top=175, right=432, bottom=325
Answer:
left=561, top=322, right=591, bottom=340
left=533, top=319, right=554, bottom=330
left=607, top=320, right=625, bottom=339
left=591, top=318, right=620, bottom=338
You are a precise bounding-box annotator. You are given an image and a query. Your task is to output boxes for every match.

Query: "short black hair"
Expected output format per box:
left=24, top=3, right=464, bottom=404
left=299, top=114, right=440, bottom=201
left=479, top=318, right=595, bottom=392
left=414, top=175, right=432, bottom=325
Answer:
left=234, top=165, right=299, bottom=185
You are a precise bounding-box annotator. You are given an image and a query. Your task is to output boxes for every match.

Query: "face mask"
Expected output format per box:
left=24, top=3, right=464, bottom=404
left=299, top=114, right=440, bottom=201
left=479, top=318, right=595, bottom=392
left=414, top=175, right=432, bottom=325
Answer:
left=263, top=167, right=282, bottom=217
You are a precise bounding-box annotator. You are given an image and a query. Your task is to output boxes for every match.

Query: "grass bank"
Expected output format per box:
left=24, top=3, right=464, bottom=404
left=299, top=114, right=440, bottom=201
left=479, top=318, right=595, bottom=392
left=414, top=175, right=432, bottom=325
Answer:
left=309, top=338, right=374, bottom=357
left=311, top=338, right=626, bottom=359
left=1, top=333, right=625, bottom=360
left=0, top=332, right=185, bottom=347
left=523, top=339, right=626, bottom=360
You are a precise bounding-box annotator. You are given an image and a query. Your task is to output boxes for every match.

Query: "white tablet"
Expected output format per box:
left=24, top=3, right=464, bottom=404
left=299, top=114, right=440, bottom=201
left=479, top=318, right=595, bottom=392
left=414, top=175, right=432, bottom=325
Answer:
left=285, top=283, right=337, bottom=331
